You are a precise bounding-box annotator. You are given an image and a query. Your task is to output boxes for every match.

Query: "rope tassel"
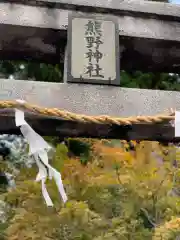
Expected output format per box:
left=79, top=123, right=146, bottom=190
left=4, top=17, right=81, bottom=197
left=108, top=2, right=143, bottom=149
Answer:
left=15, top=100, right=68, bottom=207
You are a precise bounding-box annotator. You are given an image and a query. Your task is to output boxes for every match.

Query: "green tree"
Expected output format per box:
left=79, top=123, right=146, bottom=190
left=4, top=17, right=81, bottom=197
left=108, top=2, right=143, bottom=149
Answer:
left=120, top=71, right=180, bottom=91
left=0, top=60, right=179, bottom=91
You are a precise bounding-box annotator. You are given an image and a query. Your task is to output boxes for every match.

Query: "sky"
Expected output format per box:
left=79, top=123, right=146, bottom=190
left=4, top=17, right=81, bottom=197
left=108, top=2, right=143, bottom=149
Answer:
left=171, top=0, right=180, bottom=3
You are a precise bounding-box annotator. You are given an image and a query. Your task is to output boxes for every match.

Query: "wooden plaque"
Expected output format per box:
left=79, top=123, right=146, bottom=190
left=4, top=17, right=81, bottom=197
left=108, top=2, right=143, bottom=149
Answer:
left=67, top=12, right=120, bottom=85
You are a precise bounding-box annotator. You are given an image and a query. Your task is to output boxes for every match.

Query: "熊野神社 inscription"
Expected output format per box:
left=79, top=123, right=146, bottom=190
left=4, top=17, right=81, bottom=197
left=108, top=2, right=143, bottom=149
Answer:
left=67, top=13, right=120, bottom=85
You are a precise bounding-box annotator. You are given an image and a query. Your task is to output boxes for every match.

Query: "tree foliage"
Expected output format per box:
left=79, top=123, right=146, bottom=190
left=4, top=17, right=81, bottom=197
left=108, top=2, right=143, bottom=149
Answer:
left=0, top=140, right=180, bottom=240
left=0, top=59, right=179, bottom=90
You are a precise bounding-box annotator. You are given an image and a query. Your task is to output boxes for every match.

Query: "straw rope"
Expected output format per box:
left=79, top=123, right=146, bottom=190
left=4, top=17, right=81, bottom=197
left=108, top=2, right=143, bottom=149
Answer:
left=0, top=100, right=175, bottom=125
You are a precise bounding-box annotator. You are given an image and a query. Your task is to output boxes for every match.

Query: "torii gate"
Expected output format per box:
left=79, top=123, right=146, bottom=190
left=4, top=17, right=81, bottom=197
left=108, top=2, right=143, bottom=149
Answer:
left=0, top=0, right=179, bottom=142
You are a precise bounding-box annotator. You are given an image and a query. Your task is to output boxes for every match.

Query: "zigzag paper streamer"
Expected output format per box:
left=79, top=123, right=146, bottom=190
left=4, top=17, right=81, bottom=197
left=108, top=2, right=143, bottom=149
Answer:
left=14, top=100, right=67, bottom=206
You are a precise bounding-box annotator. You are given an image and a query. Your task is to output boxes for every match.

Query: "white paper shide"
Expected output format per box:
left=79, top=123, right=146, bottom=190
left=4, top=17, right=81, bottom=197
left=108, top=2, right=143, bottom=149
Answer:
left=175, top=111, right=180, bottom=137
left=15, top=100, right=67, bottom=207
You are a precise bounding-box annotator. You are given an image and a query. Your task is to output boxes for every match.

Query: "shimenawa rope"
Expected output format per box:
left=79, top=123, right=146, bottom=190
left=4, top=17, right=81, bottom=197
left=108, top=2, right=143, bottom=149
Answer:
left=0, top=100, right=175, bottom=125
